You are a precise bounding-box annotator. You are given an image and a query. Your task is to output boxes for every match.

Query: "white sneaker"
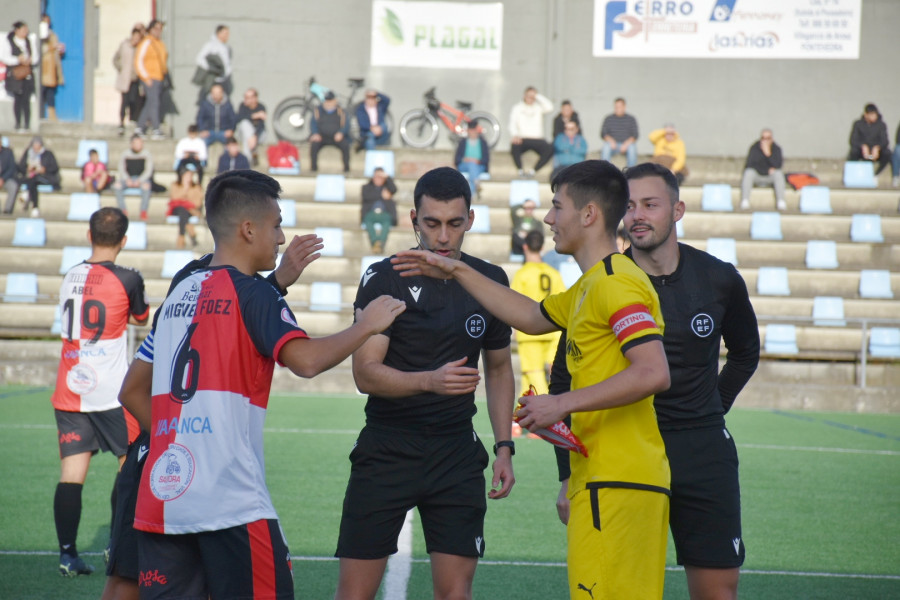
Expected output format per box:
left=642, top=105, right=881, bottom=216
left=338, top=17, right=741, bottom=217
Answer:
left=517, top=169, right=525, bottom=177
left=150, top=130, right=166, bottom=140
left=776, top=199, right=787, bottom=211
left=892, top=176, right=900, bottom=187
left=739, top=199, right=750, bottom=210
left=30, top=207, right=40, bottom=217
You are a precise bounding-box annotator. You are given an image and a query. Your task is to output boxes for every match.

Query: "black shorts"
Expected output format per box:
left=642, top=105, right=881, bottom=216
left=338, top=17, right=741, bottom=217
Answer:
left=55, top=407, right=129, bottom=459
left=106, top=431, right=150, bottom=580
left=137, top=519, right=294, bottom=600
left=662, top=425, right=745, bottom=568
left=335, top=424, right=490, bottom=559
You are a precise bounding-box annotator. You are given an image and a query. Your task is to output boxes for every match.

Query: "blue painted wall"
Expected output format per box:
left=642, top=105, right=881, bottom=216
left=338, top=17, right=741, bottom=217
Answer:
left=46, top=0, right=84, bottom=121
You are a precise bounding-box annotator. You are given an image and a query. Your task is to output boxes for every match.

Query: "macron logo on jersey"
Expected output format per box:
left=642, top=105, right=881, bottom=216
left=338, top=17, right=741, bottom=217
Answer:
left=610, top=304, right=657, bottom=343
left=408, top=286, right=422, bottom=303
left=362, top=269, right=377, bottom=286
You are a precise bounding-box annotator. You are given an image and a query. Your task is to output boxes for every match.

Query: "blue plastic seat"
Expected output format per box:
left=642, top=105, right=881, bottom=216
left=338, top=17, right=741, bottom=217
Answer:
left=161, top=250, right=195, bottom=278
left=799, top=186, right=832, bottom=214
left=843, top=161, right=876, bottom=188
left=76, top=139, right=109, bottom=167
left=67, top=193, right=101, bottom=221
left=705, top=237, right=737, bottom=265
left=812, top=296, right=845, bottom=327
left=750, top=212, right=782, bottom=241
left=124, top=221, right=147, bottom=250
left=37, top=184, right=54, bottom=193
left=278, top=199, right=297, bottom=228
left=12, top=218, right=46, bottom=247
left=469, top=204, right=491, bottom=233
left=314, top=174, right=346, bottom=202
left=869, top=327, right=900, bottom=358
left=756, top=266, right=790, bottom=296
left=4, top=272, right=38, bottom=303
left=309, top=281, right=343, bottom=311
left=509, top=179, right=541, bottom=207
left=315, top=227, right=344, bottom=257
left=363, top=150, right=395, bottom=177
left=701, top=184, right=733, bottom=212
left=59, top=246, right=92, bottom=274
left=765, top=324, right=798, bottom=355
left=805, top=240, right=839, bottom=269
left=849, top=214, right=883, bottom=243
left=859, top=270, right=893, bottom=299
left=51, top=304, right=61, bottom=334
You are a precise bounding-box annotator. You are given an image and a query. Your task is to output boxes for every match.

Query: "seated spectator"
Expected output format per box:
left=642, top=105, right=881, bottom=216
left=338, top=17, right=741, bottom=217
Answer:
left=848, top=103, right=891, bottom=177
left=551, top=121, right=587, bottom=180
left=309, top=91, right=350, bottom=173
left=893, top=121, right=900, bottom=188
left=174, top=124, right=208, bottom=184
left=16, top=135, right=60, bottom=217
left=740, top=128, right=785, bottom=211
left=510, top=198, right=543, bottom=256
left=166, top=165, right=202, bottom=248
left=600, top=97, right=639, bottom=167
left=648, top=123, right=688, bottom=185
left=196, top=83, right=236, bottom=148
left=113, top=134, right=153, bottom=220
left=217, top=136, right=250, bottom=174
left=355, top=89, right=391, bottom=151
left=552, top=100, right=580, bottom=139
left=81, top=149, right=110, bottom=193
left=235, top=88, right=267, bottom=166
left=360, top=167, right=397, bottom=254
left=454, top=123, right=489, bottom=198
left=1, top=136, right=19, bottom=214
left=509, top=86, right=554, bottom=177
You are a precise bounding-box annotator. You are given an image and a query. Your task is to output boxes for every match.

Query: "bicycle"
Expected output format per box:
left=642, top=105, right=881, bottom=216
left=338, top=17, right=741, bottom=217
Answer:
left=272, top=77, right=394, bottom=144
left=398, top=87, right=501, bottom=149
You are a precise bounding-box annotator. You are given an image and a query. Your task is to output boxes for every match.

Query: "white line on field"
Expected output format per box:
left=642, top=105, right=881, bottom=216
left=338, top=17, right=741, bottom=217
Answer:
left=738, top=443, right=900, bottom=456
left=382, top=510, right=413, bottom=600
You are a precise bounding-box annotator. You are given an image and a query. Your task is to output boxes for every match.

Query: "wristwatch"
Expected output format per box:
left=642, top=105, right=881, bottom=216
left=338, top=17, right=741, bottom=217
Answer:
left=493, top=440, right=516, bottom=456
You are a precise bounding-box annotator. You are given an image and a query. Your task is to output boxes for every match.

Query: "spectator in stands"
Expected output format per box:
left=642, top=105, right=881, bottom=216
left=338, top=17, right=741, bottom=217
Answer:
left=134, top=19, right=168, bottom=140
left=552, top=100, right=581, bottom=139
left=360, top=167, right=397, bottom=254
left=113, top=134, right=153, bottom=220
left=893, top=121, right=900, bottom=188
left=193, top=25, right=232, bottom=103
left=217, top=137, right=250, bottom=174
left=508, top=86, right=555, bottom=177
left=1, top=21, right=39, bottom=132
left=309, top=91, right=350, bottom=173
left=648, top=123, right=688, bottom=185
left=355, top=88, right=391, bottom=151
left=174, top=124, right=208, bottom=185
left=848, top=103, right=891, bottom=177
left=0, top=136, right=18, bottom=214
left=113, top=25, right=145, bottom=136
left=600, top=97, right=639, bottom=167
left=455, top=123, right=490, bottom=198
left=81, top=149, right=110, bottom=193
left=740, top=128, right=786, bottom=211
left=510, top=198, right=544, bottom=257
left=551, top=120, right=587, bottom=180
left=197, top=83, right=236, bottom=149
left=235, top=88, right=267, bottom=166
left=39, top=14, right=64, bottom=122
left=166, top=165, right=203, bottom=249
left=16, top=135, right=60, bottom=217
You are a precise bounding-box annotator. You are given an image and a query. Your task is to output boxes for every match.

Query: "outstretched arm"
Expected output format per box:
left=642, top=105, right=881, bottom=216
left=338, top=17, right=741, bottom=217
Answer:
left=483, top=346, right=515, bottom=499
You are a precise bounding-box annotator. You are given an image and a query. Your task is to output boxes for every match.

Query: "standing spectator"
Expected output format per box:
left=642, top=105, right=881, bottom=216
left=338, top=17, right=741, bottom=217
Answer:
left=848, top=103, right=891, bottom=177
left=648, top=123, right=688, bottom=185
left=52, top=207, right=149, bottom=577
left=0, top=136, right=18, bottom=214
left=193, top=24, right=232, bottom=103
left=113, top=135, right=153, bottom=220
left=166, top=166, right=202, bottom=249
left=134, top=19, right=168, bottom=140
left=508, top=86, right=555, bottom=177
left=455, top=123, right=490, bottom=198
left=893, top=121, right=900, bottom=188
left=112, top=25, right=145, bottom=137
left=552, top=100, right=581, bottom=139
left=173, top=124, right=208, bottom=184
left=510, top=198, right=544, bottom=257
left=1, top=21, right=39, bottom=132
left=740, top=128, right=786, bottom=211
left=217, top=136, right=250, bottom=174
left=360, top=167, right=397, bottom=254
left=197, top=83, right=236, bottom=149
left=16, top=135, right=60, bottom=217
left=39, top=13, right=64, bottom=122
left=355, top=88, right=391, bottom=151
left=309, top=91, right=350, bottom=173
left=552, top=121, right=588, bottom=180
left=600, top=97, right=639, bottom=167
left=235, top=87, right=267, bottom=166
left=81, top=149, right=110, bottom=193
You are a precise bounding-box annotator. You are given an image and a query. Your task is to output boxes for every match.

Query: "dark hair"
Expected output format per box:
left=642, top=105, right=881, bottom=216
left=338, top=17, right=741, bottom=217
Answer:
left=89, top=207, right=129, bottom=247
left=187, top=124, right=198, bottom=134
left=864, top=103, right=878, bottom=114
left=524, top=230, right=545, bottom=253
left=561, top=100, right=572, bottom=107
left=131, top=27, right=143, bottom=35
left=12, top=21, right=26, bottom=31
left=225, top=136, right=239, bottom=145
left=623, top=162, right=680, bottom=205
left=205, top=170, right=282, bottom=241
left=614, top=97, right=626, bottom=104
left=148, top=19, right=163, bottom=30
left=550, top=160, right=628, bottom=237
left=215, top=24, right=228, bottom=34
left=524, top=86, right=536, bottom=94
left=88, top=148, right=98, bottom=156
left=413, top=166, right=471, bottom=210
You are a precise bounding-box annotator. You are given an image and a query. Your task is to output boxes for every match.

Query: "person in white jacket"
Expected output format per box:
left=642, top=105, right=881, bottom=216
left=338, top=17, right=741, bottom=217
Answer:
left=508, top=87, right=555, bottom=177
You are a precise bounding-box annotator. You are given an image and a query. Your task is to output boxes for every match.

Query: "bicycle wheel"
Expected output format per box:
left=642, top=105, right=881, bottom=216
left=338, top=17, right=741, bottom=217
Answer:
left=399, top=109, right=439, bottom=148
left=465, top=111, right=502, bottom=148
left=273, top=96, right=312, bottom=143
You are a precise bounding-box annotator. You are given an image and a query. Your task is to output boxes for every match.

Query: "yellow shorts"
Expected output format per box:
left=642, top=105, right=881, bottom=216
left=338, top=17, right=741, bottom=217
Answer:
left=567, top=485, right=669, bottom=599
left=517, top=337, right=559, bottom=395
